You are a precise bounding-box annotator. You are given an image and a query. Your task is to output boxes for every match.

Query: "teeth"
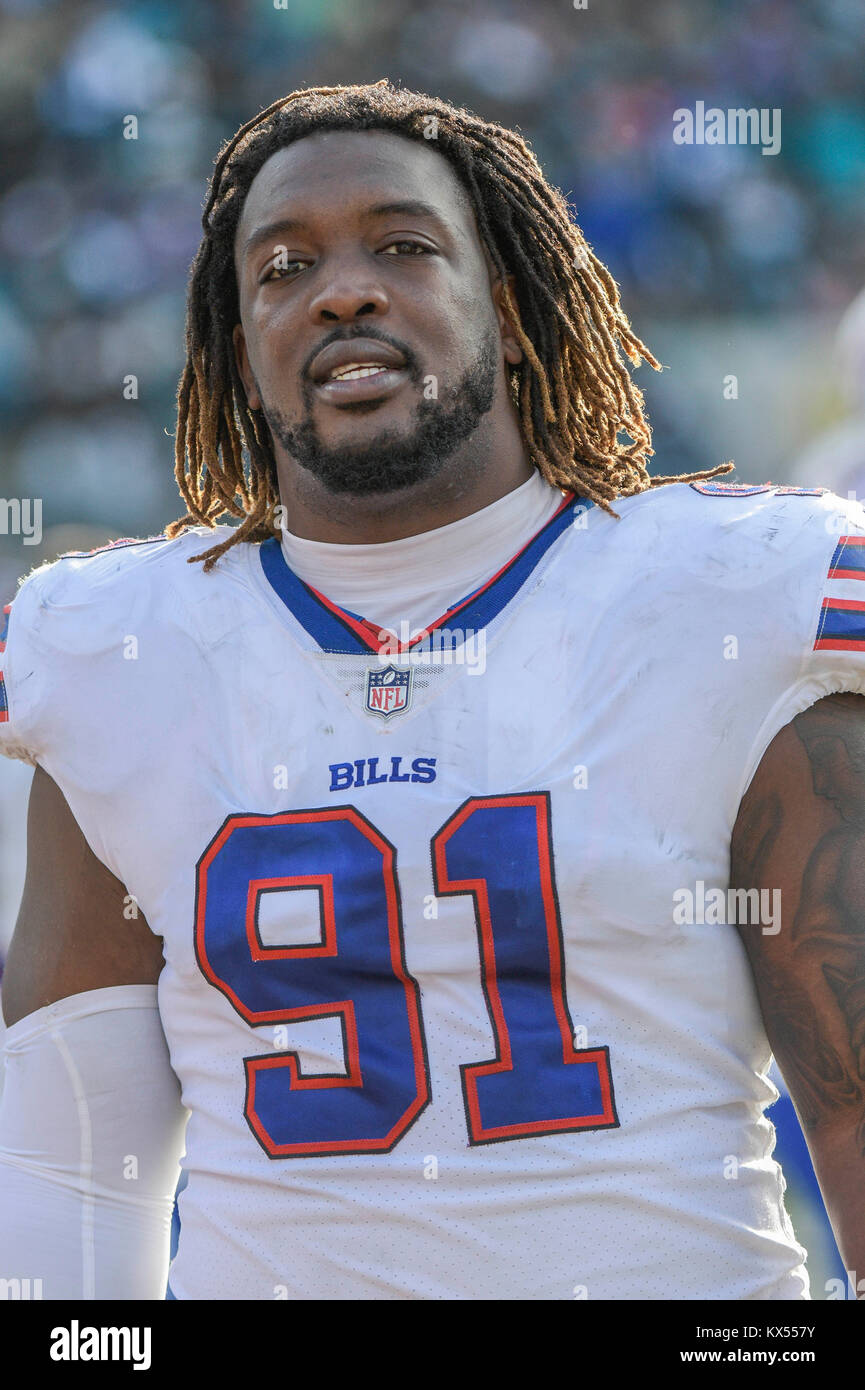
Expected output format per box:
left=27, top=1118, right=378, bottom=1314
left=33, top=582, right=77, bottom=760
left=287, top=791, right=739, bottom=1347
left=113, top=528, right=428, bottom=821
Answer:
left=329, top=363, right=389, bottom=382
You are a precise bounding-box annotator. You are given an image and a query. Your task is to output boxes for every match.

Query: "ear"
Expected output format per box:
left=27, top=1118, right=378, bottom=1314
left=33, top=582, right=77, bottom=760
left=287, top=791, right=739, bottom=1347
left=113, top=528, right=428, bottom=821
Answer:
left=490, top=271, right=523, bottom=368
left=232, top=323, right=261, bottom=410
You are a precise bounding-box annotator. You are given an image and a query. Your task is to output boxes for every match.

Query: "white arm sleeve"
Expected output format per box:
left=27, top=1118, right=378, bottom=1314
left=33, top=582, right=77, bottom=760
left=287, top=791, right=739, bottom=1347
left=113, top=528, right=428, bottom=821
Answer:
left=0, top=985, right=189, bottom=1300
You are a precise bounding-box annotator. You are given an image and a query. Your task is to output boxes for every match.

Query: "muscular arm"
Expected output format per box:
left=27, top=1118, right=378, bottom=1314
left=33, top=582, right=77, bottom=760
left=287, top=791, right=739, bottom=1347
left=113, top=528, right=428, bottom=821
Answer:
left=730, top=692, right=865, bottom=1280
left=2, top=764, right=164, bottom=1025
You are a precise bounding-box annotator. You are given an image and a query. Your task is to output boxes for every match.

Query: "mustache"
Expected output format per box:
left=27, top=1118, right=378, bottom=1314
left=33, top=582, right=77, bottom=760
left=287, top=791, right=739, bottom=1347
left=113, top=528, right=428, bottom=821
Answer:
left=300, top=325, right=422, bottom=384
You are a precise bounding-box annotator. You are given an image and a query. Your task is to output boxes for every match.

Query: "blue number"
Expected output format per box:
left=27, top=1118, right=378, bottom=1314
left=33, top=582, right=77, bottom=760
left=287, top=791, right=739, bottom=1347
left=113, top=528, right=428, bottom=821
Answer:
left=195, top=795, right=617, bottom=1155
left=433, top=794, right=618, bottom=1143
left=195, top=807, right=430, bottom=1156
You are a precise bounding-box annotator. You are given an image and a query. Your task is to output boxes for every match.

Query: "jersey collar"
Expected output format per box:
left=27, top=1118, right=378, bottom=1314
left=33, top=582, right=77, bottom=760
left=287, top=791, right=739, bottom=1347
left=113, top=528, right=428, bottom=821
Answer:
left=259, top=491, right=588, bottom=655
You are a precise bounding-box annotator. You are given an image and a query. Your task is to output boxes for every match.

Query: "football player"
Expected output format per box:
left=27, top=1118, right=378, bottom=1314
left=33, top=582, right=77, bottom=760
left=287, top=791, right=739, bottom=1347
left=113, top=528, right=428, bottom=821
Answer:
left=0, top=82, right=863, bottom=1300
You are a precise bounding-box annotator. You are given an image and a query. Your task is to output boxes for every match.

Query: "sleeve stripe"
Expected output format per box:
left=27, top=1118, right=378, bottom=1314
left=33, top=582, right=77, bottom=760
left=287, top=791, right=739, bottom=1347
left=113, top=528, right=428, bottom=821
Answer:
left=829, top=535, right=865, bottom=578
left=814, top=535, right=865, bottom=650
left=820, top=596, right=865, bottom=610
left=815, top=598, right=865, bottom=648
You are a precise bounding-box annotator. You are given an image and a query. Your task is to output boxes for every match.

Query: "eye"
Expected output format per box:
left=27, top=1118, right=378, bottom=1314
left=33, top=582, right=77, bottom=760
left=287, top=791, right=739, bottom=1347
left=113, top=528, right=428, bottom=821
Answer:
left=261, top=259, right=308, bottom=283
left=380, top=240, right=433, bottom=257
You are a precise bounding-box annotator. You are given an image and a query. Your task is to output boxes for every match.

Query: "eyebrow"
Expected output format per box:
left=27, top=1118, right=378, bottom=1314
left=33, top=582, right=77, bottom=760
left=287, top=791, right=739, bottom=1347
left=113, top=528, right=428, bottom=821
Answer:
left=242, top=200, right=453, bottom=259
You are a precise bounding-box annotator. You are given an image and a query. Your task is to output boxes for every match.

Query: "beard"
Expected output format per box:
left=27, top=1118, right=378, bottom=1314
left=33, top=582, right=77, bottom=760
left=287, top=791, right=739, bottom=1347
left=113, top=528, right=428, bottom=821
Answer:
left=258, top=332, right=499, bottom=497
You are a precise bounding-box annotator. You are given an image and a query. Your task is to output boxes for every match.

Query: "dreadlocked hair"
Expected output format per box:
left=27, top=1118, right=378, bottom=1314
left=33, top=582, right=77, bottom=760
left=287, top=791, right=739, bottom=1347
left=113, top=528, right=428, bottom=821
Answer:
left=169, top=79, right=733, bottom=570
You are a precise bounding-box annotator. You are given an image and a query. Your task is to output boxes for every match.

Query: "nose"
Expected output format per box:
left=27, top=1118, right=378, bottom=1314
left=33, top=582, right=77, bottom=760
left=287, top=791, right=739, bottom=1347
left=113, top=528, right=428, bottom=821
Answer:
left=307, top=258, right=390, bottom=324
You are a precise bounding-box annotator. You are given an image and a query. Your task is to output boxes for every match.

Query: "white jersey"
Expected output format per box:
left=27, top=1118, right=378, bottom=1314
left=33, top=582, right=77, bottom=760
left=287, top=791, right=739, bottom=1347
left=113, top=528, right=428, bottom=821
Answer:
left=2, top=478, right=863, bottom=1301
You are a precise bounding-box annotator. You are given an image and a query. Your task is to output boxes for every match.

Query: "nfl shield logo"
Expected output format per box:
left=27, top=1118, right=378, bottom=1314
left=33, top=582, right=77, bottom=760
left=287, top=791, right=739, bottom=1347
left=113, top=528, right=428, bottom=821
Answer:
left=365, top=664, right=412, bottom=719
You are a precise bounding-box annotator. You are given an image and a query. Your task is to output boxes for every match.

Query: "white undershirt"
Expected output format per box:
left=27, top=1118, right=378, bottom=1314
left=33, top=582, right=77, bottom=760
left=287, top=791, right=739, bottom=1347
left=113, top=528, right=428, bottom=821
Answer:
left=279, top=471, right=566, bottom=637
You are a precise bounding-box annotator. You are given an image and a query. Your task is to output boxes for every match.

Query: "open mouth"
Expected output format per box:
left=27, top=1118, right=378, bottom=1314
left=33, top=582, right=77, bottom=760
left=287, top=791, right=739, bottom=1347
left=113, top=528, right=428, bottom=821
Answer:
left=313, top=366, right=409, bottom=405
left=309, top=339, right=411, bottom=405
left=329, top=363, right=391, bottom=382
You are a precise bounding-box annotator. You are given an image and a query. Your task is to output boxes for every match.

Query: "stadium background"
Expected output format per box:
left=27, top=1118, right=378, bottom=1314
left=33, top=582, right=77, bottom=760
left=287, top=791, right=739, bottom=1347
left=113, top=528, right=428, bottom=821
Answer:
left=1, top=0, right=863, bottom=1299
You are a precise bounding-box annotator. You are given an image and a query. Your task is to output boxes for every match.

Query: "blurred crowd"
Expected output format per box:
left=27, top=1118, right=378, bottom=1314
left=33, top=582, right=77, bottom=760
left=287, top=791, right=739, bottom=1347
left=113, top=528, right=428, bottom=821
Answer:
left=1, top=0, right=864, bottom=556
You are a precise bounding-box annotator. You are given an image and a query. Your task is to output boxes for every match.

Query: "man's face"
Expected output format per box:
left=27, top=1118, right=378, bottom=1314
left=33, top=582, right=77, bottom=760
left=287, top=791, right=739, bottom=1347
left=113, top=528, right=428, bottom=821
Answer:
left=232, top=129, right=521, bottom=499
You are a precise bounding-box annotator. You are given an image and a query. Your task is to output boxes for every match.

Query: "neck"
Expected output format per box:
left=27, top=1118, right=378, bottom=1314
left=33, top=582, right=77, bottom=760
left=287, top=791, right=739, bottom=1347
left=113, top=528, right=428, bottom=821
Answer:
left=273, top=412, right=534, bottom=543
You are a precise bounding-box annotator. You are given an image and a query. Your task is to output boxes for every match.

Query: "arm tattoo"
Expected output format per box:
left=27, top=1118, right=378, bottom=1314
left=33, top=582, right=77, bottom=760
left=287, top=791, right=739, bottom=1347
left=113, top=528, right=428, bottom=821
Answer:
left=731, top=694, right=865, bottom=1151
left=823, top=949, right=865, bottom=1085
